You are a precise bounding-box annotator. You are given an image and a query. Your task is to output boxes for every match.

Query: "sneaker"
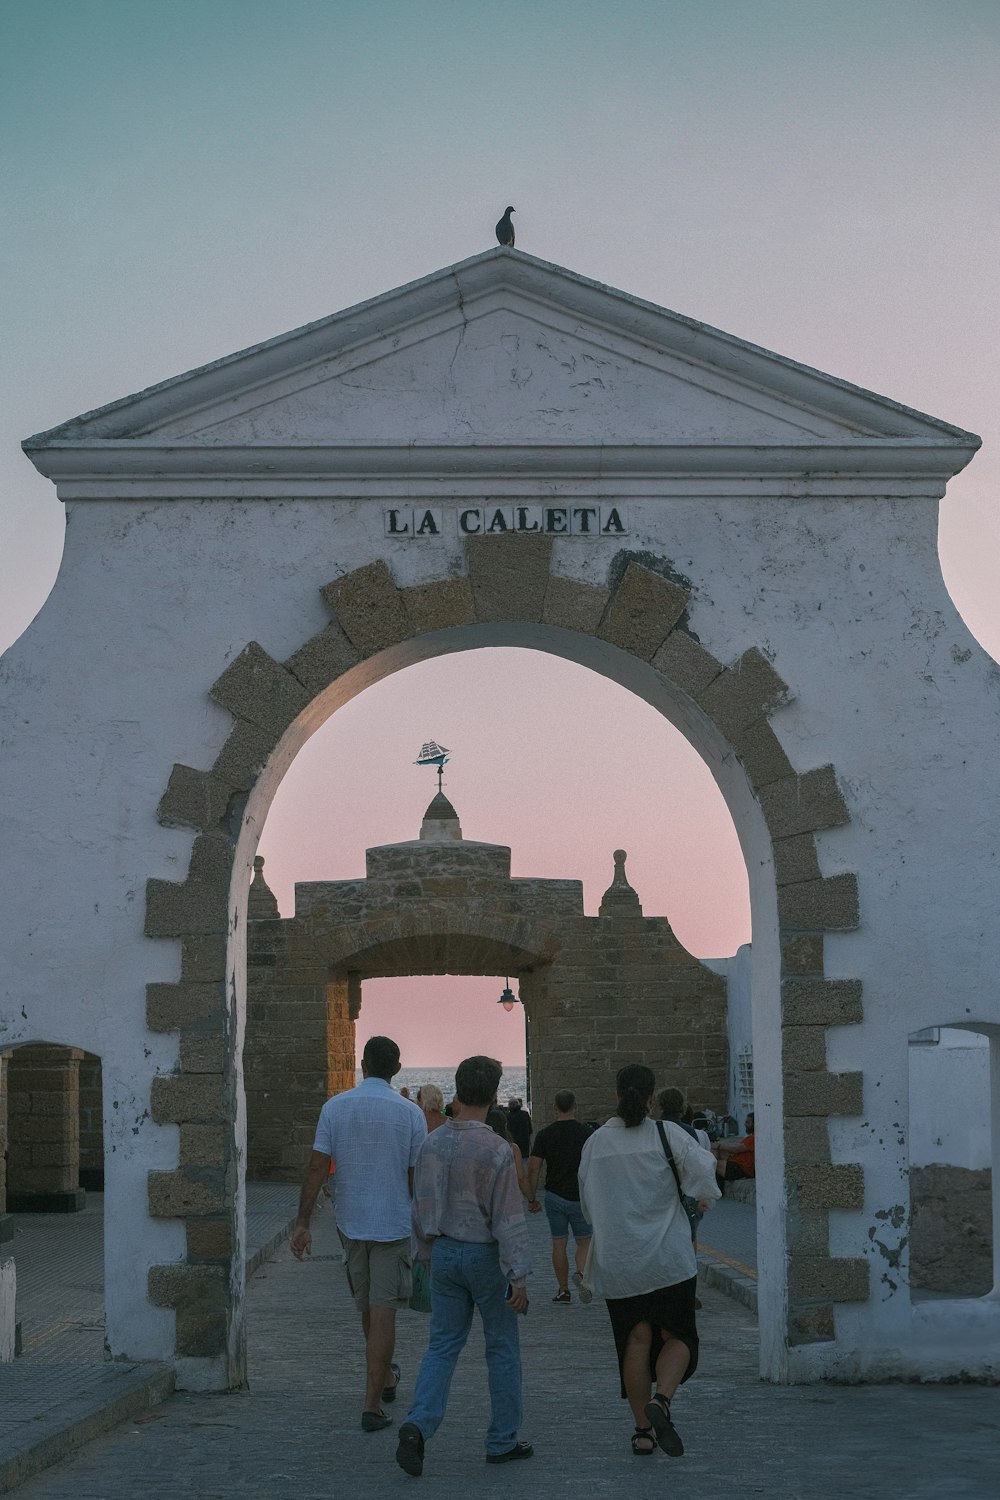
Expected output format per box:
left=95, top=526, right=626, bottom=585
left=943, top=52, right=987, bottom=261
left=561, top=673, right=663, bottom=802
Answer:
left=486, top=1442, right=534, bottom=1464
left=396, top=1421, right=425, bottom=1476
left=552, top=1289, right=571, bottom=1303
left=361, top=1409, right=392, bottom=1433
left=571, top=1270, right=592, bottom=1304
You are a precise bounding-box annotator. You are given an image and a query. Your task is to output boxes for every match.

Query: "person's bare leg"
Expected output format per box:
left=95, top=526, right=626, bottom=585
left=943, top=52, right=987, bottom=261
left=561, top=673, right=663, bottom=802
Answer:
left=622, top=1321, right=654, bottom=1427
left=362, top=1304, right=396, bottom=1412
left=652, top=1331, right=690, bottom=1402
left=574, top=1236, right=591, bottom=1276
left=550, top=1235, right=569, bottom=1292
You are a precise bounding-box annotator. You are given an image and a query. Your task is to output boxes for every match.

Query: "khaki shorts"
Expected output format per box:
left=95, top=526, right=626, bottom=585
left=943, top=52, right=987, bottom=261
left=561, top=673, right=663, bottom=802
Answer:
left=338, top=1231, right=412, bottom=1313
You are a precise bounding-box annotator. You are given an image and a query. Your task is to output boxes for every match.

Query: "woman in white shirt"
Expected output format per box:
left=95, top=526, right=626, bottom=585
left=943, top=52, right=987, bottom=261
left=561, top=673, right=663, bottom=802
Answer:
left=578, top=1064, right=720, bottom=1459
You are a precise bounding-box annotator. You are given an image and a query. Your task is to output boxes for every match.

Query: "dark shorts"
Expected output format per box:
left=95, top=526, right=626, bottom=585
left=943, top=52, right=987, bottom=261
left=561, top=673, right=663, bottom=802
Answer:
left=606, top=1276, right=699, bottom=1398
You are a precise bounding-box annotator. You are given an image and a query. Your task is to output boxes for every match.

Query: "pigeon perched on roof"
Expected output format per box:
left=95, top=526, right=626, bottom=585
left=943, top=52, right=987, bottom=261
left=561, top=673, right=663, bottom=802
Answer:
left=495, top=206, right=515, bottom=247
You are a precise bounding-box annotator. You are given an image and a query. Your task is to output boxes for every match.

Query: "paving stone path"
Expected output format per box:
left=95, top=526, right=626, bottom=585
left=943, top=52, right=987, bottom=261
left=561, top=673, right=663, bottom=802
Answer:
left=10, top=1202, right=997, bottom=1499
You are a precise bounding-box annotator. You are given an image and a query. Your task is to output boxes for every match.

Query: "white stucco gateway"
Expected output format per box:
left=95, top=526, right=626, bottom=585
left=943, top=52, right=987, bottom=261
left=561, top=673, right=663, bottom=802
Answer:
left=2, top=248, right=997, bottom=1390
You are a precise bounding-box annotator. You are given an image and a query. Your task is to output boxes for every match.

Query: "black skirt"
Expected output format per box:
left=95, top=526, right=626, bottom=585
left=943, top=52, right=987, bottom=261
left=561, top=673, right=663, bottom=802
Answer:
left=605, top=1276, right=699, bottom=1398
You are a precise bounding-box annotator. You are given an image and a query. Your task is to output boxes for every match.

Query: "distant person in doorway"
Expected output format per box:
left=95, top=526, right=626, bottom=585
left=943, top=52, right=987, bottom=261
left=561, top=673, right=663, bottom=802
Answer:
left=578, top=1064, right=719, bottom=1459
left=657, top=1088, right=708, bottom=1243
left=486, top=1107, right=541, bottom=1209
left=504, top=1097, right=533, bottom=1156
left=395, top=1055, right=532, bottom=1476
left=526, top=1090, right=594, bottom=1303
left=416, top=1084, right=446, bottom=1132
left=291, top=1036, right=426, bottom=1432
left=712, top=1112, right=755, bottom=1194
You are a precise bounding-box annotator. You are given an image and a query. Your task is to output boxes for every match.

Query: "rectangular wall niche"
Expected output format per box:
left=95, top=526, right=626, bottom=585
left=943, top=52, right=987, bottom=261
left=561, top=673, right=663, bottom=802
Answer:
left=907, top=1025, right=995, bottom=1299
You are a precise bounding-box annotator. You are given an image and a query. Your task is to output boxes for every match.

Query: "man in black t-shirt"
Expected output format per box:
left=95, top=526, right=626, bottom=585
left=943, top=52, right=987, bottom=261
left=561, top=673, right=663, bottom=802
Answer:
left=526, top=1090, right=593, bottom=1304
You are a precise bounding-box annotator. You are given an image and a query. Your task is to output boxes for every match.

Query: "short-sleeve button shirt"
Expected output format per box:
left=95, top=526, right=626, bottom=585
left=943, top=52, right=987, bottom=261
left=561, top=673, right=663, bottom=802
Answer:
left=313, top=1077, right=427, bottom=1241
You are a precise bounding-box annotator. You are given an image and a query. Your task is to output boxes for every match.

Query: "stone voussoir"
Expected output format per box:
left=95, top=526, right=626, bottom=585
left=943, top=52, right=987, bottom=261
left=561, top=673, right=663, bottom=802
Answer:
left=697, top=646, right=790, bottom=740
left=651, top=629, right=723, bottom=698
left=210, top=641, right=311, bottom=735
left=157, top=764, right=237, bottom=833
left=731, top=716, right=795, bottom=790
left=772, top=832, right=822, bottom=888
left=541, top=573, right=610, bottom=634
left=145, top=878, right=229, bottom=939
left=760, top=764, right=849, bottom=840
left=400, top=575, right=476, bottom=634
left=599, top=561, right=689, bottom=660
left=322, top=560, right=410, bottom=655
left=284, top=621, right=361, bottom=695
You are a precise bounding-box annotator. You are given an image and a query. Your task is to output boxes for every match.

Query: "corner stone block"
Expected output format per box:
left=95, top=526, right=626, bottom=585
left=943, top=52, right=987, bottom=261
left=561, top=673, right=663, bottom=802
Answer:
left=784, top=1070, right=863, bottom=1118
left=465, top=533, right=552, bottom=622
left=176, top=1305, right=228, bottom=1358
left=145, top=878, right=229, bottom=939
left=210, top=642, right=311, bottom=736
left=772, top=832, right=822, bottom=888
left=180, top=1033, right=227, bottom=1073
left=651, top=630, right=722, bottom=698
left=787, top=1305, right=835, bottom=1345
left=599, top=562, right=689, bottom=661
left=151, top=1074, right=225, bottom=1125
left=148, top=1169, right=227, bottom=1218
left=781, top=934, right=824, bottom=975
left=760, top=765, right=849, bottom=840
left=790, top=1255, right=869, bottom=1303
left=148, top=1262, right=226, bottom=1308
left=696, top=647, right=790, bottom=740
left=783, top=1116, right=831, bottom=1164
left=181, top=935, right=228, bottom=983
left=186, top=1217, right=233, bottom=1262
left=400, top=576, right=475, bottom=634
left=147, top=982, right=225, bottom=1032
left=782, top=979, right=863, bottom=1027
left=541, top=574, right=610, bottom=634
left=778, top=873, right=859, bottom=932
left=187, top=832, right=237, bottom=886
left=781, top=1025, right=827, bottom=1072
left=157, top=765, right=236, bottom=833
left=179, top=1123, right=227, bottom=1169
left=788, top=1163, right=864, bottom=1212
left=322, top=560, right=410, bottom=655
left=284, top=622, right=361, bottom=696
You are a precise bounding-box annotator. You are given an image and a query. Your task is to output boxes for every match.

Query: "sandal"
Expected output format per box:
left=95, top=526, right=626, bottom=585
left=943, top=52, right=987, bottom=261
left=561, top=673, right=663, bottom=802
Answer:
left=552, top=1289, right=571, bottom=1303
left=382, top=1361, right=400, bottom=1402
left=643, top=1392, right=684, bottom=1457
left=631, top=1426, right=656, bottom=1456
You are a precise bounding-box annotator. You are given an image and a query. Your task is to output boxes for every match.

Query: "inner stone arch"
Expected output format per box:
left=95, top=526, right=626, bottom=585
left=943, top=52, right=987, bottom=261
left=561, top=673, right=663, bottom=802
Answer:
left=146, top=539, right=863, bottom=1388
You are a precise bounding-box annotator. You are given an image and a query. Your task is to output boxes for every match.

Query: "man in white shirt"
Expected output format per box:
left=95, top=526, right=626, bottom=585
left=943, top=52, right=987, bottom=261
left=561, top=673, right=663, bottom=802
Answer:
left=291, top=1035, right=426, bottom=1431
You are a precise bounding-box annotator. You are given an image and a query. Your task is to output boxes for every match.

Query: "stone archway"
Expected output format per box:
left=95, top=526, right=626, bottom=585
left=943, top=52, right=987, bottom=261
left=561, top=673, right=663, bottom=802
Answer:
left=146, top=541, right=863, bottom=1384
left=7, top=247, right=994, bottom=1391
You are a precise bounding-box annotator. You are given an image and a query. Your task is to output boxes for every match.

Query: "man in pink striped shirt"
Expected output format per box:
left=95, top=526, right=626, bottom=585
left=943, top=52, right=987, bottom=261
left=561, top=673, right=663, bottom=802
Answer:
left=396, top=1055, right=533, bottom=1477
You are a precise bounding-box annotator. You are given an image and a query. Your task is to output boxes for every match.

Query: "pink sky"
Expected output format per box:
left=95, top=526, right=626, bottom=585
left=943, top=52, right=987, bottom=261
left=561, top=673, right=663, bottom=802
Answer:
left=3, top=3, right=998, bottom=1066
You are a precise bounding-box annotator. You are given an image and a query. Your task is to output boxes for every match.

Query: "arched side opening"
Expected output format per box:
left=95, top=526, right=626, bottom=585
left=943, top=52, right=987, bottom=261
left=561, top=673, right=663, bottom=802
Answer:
left=144, top=543, right=863, bottom=1388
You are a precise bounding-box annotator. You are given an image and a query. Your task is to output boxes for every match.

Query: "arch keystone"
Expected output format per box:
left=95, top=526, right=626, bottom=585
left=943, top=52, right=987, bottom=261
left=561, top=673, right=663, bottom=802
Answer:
left=466, top=533, right=552, bottom=621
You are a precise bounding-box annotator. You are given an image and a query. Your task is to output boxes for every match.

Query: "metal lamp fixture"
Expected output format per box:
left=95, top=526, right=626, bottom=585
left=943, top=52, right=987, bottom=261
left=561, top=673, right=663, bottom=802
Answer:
left=498, top=977, right=518, bottom=1012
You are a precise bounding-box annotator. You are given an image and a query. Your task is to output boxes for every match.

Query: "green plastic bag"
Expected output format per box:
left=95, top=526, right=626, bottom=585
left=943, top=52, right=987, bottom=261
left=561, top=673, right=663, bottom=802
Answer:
left=409, top=1259, right=432, bottom=1313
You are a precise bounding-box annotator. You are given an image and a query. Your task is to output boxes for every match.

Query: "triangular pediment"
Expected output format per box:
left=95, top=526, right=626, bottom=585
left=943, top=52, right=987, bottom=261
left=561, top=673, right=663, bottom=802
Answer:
left=25, top=249, right=978, bottom=473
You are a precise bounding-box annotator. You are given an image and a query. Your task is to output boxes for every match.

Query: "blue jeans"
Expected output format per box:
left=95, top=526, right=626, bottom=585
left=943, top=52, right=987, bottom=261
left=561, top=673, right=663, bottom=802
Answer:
left=406, top=1236, right=522, bottom=1455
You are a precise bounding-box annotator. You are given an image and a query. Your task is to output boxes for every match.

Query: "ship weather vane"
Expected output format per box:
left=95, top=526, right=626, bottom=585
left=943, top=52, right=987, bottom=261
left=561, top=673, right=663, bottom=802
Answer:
left=415, top=739, right=451, bottom=795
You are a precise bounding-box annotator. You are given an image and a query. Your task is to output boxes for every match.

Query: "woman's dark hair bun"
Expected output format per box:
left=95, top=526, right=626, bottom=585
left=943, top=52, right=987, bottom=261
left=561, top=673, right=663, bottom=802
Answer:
left=615, top=1064, right=655, bottom=1127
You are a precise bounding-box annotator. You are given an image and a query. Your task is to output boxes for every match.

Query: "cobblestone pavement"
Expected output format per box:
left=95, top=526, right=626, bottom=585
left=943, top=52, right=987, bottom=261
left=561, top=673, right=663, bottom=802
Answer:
left=9, top=1200, right=999, bottom=1500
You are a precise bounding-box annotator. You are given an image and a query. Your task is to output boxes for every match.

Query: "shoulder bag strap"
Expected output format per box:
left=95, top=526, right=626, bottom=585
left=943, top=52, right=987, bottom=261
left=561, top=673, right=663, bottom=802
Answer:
left=655, top=1119, right=685, bottom=1202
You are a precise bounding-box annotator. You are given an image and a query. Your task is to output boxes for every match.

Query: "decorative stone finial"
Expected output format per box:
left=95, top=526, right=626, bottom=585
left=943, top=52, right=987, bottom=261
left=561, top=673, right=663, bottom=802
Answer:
left=419, top=792, right=463, bottom=843
left=599, top=848, right=643, bottom=918
left=248, top=854, right=279, bottom=920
